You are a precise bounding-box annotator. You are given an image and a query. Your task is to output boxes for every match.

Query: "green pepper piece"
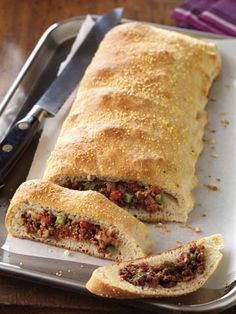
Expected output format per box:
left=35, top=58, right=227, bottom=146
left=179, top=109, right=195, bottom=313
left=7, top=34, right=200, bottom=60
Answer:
left=123, top=192, right=133, bottom=203
left=155, top=194, right=164, bottom=204
left=55, top=215, right=67, bottom=225
left=132, top=271, right=146, bottom=281
left=106, top=245, right=118, bottom=255
left=191, top=253, right=197, bottom=260
left=165, top=261, right=177, bottom=272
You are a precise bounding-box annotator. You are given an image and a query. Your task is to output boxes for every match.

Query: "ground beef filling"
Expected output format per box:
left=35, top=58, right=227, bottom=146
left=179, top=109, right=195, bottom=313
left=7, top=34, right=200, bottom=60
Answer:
left=62, top=178, right=165, bottom=213
left=119, top=243, right=205, bottom=288
left=21, top=210, right=118, bottom=255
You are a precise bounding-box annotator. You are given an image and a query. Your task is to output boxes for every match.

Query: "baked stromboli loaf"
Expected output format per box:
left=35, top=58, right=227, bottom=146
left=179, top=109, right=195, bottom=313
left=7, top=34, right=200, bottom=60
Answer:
left=86, top=234, right=224, bottom=298
left=44, top=23, right=221, bottom=222
left=5, top=180, right=152, bottom=261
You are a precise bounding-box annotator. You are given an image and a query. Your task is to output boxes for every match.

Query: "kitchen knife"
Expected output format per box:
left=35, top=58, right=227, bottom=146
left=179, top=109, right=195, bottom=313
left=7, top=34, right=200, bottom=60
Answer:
left=0, top=8, right=123, bottom=186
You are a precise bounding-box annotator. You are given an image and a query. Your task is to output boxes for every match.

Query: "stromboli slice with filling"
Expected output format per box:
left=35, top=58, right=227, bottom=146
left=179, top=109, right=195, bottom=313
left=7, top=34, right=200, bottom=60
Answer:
left=43, top=22, right=221, bottom=222
left=86, top=234, right=224, bottom=298
left=5, top=180, right=152, bottom=261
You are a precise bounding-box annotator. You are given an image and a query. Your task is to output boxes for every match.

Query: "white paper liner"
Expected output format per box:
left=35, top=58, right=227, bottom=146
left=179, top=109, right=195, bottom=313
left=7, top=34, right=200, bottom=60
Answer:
left=3, top=18, right=236, bottom=288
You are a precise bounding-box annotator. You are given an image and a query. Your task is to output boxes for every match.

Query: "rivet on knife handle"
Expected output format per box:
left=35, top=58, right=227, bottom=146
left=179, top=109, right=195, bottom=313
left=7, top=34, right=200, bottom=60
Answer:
left=0, top=106, right=47, bottom=182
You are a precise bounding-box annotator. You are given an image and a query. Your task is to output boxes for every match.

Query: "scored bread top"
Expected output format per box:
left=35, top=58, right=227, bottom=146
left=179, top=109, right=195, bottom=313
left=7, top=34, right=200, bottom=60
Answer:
left=43, top=22, right=221, bottom=216
left=5, top=179, right=151, bottom=253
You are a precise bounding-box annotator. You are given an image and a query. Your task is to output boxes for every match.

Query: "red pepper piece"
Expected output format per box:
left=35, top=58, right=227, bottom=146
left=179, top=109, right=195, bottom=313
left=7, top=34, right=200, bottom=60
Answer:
left=150, top=186, right=163, bottom=194
left=41, top=216, right=51, bottom=225
left=110, top=190, right=123, bottom=201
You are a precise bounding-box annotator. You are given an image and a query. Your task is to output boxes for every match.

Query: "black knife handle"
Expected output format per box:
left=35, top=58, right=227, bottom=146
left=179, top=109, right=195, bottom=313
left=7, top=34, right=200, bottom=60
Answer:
left=0, top=106, right=47, bottom=183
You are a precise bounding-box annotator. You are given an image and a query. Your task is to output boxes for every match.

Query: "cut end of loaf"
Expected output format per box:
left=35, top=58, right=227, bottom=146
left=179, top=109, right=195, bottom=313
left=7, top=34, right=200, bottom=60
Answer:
left=6, top=199, right=150, bottom=262
left=54, top=175, right=191, bottom=223
left=86, top=234, right=224, bottom=299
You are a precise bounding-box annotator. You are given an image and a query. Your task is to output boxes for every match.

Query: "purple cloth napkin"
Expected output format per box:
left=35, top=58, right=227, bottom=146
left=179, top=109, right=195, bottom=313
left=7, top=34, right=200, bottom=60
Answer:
left=171, top=0, right=236, bottom=36
left=200, top=0, right=236, bottom=36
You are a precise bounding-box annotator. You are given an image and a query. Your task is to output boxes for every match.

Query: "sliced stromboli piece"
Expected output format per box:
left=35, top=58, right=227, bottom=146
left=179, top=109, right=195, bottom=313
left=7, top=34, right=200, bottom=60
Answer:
left=86, top=234, right=224, bottom=299
left=5, top=180, right=152, bottom=261
left=43, top=23, right=222, bottom=222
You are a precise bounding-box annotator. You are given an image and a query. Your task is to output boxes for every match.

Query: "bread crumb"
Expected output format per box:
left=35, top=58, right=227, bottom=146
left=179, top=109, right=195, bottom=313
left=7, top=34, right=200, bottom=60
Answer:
left=64, top=250, right=71, bottom=257
left=207, top=183, right=218, bottom=191
left=56, top=271, right=62, bottom=277
left=209, top=98, right=216, bottom=102
left=216, top=177, right=221, bottom=182
left=210, top=153, right=218, bottom=158
left=67, top=269, right=71, bottom=273
left=221, top=119, right=230, bottom=128
left=80, top=265, right=84, bottom=268
left=201, top=213, right=207, bottom=217
left=181, top=223, right=202, bottom=234
left=155, top=222, right=170, bottom=232
left=208, top=128, right=216, bottom=133
left=19, top=262, right=23, bottom=266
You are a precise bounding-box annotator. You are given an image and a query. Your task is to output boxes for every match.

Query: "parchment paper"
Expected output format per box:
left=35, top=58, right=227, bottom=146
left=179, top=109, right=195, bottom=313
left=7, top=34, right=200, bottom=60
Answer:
left=3, top=18, right=236, bottom=287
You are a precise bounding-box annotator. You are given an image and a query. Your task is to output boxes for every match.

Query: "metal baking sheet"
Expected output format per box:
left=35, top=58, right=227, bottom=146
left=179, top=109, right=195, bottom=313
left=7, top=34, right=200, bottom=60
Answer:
left=0, top=15, right=235, bottom=313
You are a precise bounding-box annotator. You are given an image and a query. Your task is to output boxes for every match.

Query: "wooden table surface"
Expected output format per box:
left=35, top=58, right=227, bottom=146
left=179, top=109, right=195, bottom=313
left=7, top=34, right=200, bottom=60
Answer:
left=0, top=0, right=235, bottom=313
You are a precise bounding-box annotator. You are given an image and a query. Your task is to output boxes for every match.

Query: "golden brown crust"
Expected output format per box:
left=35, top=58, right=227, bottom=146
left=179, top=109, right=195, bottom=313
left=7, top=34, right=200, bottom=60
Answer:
left=43, top=23, right=221, bottom=219
left=5, top=179, right=152, bottom=259
left=87, top=277, right=139, bottom=299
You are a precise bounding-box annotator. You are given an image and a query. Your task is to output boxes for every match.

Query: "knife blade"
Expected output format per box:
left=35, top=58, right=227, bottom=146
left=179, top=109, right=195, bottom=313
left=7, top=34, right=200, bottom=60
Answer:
left=0, top=8, right=123, bottom=186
